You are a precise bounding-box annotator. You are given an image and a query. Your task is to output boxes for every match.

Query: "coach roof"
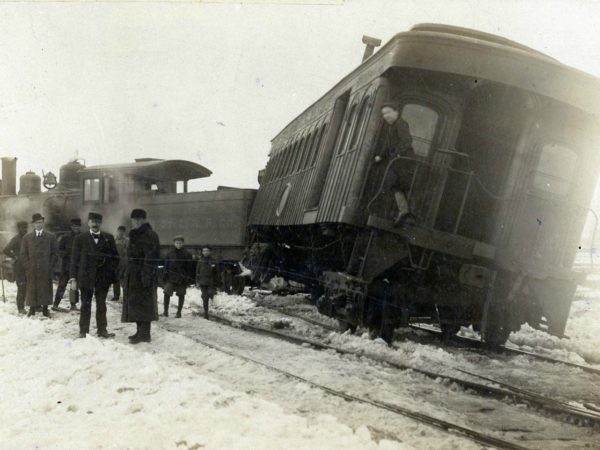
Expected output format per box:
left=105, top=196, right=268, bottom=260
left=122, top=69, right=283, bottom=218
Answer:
left=273, top=23, right=600, bottom=142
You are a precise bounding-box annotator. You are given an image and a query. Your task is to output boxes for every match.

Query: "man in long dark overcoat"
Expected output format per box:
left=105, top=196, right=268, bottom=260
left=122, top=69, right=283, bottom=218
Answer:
left=3, top=220, right=29, bottom=313
left=19, top=213, right=58, bottom=317
left=52, top=218, right=81, bottom=312
left=70, top=212, right=119, bottom=338
left=122, top=208, right=160, bottom=344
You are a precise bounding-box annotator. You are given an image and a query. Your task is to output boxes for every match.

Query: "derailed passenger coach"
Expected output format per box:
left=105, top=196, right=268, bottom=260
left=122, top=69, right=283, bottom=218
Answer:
left=247, top=24, right=600, bottom=345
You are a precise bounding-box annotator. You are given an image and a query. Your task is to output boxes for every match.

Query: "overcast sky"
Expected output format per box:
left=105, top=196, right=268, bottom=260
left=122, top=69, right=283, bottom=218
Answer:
left=1, top=0, right=600, bottom=191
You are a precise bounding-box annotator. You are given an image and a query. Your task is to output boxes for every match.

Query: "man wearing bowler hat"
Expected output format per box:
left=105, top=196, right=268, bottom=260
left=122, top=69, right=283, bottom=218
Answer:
left=69, top=212, right=119, bottom=338
left=52, top=218, right=82, bottom=312
left=19, top=213, right=58, bottom=317
left=122, top=208, right=160, bottom=344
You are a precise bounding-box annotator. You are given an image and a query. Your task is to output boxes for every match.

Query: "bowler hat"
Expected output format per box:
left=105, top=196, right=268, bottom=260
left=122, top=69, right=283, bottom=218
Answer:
left=173, top=235, right=185, bottom=242
left=88, top=212, right=103, bottom=221
left=117, top=225, right=126, bottom=231
left=17, top=220, right=28, bottom=228
left=130, top=208, right=147, bottom=219
left=31, top=213, right=44, bottom=223
left=71, top=218, right=82, bottom=226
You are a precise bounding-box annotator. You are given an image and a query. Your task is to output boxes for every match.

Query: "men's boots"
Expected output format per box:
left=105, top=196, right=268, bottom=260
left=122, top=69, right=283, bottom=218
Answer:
left=176, top=296, right=184, bottom=318
left=163, top=295, right=170, bottom=317
left=130, top=322, right=151, bottom=344
left=128, top=322, right=140, bottom=341
left=27, top=307, right=36, bottom=317
left=42, top=305, right=50, bottom=318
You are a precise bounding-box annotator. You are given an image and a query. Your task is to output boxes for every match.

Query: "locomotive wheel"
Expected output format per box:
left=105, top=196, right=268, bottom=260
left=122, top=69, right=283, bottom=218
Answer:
left=338, top=319, right=357, bottom=334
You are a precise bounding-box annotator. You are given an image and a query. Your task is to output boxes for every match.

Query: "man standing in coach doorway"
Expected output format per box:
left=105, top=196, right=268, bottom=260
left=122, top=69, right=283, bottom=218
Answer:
left=70, top=212, right=119, bottom=338
left=20, top=213, right=58, bottom=317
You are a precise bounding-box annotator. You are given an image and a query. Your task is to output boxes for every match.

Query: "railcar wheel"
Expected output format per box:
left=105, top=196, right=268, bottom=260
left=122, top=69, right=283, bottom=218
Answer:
left=482, top=319, right=510, bottom=347
left=338, top=319, right=357, bottom=334
left=440, top=323, right=460, bottom=341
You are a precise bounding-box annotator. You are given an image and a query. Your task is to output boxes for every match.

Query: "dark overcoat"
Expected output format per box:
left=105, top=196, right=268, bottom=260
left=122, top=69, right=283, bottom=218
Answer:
left=121, top=223, right=160, bottom=322
left=115, top=235, right=129, bottom=281
left=372, top=118, right=415, bottom=192
left=3, top=234, right=26, bottom=284
left=58, top=231, right=79, bottom=276
left=196, top=255, right=218, bottom=287
left=20, top=230, right=58, bottom=307
left=164, top=248, right=195, bottom=285
left=70, top=232, right=119, bottom=289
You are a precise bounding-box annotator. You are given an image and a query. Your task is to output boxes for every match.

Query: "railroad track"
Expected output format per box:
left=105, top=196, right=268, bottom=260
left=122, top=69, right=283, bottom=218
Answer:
left=104, top=300, right=599, bottom=448
left=203, top=310, right=600, bottom=430
left=248, top=291, right=600, bottom=378
left=156, top=316, right=528, bottom=450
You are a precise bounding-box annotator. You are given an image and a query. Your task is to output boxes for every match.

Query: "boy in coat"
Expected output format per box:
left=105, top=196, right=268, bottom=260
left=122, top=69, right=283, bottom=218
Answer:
left=69, top=212, right=119, bottom=338
left=19, top=213, right=58, bottom=317
left=163, top=235, right=194, bottom=318
left=196, top=246, right=219, bottom=319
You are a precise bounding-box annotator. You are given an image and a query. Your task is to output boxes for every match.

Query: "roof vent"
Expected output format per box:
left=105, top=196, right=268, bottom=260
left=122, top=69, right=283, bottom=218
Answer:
left=361, top=35, right=382, bottom=62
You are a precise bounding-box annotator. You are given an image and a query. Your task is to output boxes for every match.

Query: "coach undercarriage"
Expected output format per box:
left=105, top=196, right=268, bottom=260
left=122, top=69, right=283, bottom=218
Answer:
left=250, top=219, right=578, bottom=347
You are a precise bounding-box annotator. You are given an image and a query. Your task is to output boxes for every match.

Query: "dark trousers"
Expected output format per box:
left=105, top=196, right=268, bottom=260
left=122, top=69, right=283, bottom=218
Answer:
left=199, top=285, right=215, bottom=314
left=16, top=282, right=26, bottom=311
left=54, top=272, right=79, bottom=307
left=112, top=281, right=121, bottom=299
left=79, top=286, right=109, bottom=334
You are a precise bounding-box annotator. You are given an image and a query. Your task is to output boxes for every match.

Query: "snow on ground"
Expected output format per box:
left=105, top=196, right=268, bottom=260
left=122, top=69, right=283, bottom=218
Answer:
left=0, top=282, right=406, bottom=450
left=210, top=286, right=600, bottom=413
left=507, top=288, right=600, bottom=367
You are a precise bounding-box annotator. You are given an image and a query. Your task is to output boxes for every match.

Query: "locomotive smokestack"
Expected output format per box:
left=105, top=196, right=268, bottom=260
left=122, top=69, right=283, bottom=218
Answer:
left=1, top=157, right=17, bottom=196
left=361, top=35, right=382, bottom=62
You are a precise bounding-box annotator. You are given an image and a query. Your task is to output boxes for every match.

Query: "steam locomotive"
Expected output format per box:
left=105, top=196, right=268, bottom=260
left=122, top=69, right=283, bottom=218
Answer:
left=2, top=24, right=599, bottom=346
left=0, top=157, right=256, bottom=292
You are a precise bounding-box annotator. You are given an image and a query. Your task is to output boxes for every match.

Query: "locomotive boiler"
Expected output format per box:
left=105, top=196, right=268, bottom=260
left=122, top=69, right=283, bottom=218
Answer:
left=247, top=24, right=600, bottom=345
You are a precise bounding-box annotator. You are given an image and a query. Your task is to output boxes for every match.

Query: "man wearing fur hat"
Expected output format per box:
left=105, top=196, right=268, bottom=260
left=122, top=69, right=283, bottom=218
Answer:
left=19, top=213, right=58, bottom=317
left=69, top=212, right=119, bottom=338
left=52, top=218, right=82, bottom=312
left=122, top=208, right=160, bottom=344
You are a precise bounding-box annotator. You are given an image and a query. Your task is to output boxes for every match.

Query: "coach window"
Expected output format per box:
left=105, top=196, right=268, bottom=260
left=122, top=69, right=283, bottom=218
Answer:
left=337, top=103, right=358, bottom=154
left=532, top=143, right=577, bottom=196
left=83, top=178, right=101, bottom=202
left=348, top=96, right=371, bottom=151
left=300, top=132, right=314, bottom=169
left=401, top=104, right=439, bottom=157
left=293, top=136, right=307, bottom=173
left=311, top=124, right=328, bottom=167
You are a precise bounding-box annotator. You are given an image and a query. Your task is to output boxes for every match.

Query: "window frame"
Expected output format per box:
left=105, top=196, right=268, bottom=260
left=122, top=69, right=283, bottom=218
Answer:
left=529, top=140, right=579, bottom=197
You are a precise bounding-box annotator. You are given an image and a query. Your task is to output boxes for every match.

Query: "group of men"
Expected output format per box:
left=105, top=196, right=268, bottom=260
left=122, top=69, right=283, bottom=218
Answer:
left=3, top=208, right=219, bottom=344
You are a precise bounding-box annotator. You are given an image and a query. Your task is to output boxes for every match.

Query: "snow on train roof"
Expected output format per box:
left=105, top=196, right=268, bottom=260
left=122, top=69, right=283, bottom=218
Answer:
left=80, top=159, right=212, bottom=181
